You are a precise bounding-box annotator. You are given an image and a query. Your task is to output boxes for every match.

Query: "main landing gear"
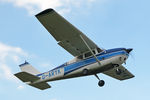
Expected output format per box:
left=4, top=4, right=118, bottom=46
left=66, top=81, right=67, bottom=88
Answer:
left=82, top=69, right=105, bottom=87
left=95, top=74, right=105, bottom=87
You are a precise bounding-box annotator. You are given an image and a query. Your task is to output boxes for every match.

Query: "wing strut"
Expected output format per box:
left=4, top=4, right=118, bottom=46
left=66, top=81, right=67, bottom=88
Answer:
left=80, top=35, right=101, bottom=66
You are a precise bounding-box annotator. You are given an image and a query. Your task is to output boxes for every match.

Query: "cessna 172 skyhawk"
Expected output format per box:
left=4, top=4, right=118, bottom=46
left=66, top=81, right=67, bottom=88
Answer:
left=14, top=8, right=134, bottom=90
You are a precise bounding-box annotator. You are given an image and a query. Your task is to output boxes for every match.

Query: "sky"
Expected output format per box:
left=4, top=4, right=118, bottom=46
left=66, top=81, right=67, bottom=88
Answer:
left=0, top=0, right=150, bottom=100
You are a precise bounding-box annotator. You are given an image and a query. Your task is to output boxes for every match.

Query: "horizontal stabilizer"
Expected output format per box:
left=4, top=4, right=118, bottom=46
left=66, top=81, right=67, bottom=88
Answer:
left=14, top=72, right=40, bottom=82
left=15, top=72, right=51, bottom=90
left=30, top=82, right=51, bottom=90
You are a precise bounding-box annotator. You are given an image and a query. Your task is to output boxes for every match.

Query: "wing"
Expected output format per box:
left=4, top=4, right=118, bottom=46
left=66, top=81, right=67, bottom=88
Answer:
left=103, top=65, right=134, bottom=80
left=36, top=8, right=103, bottom=56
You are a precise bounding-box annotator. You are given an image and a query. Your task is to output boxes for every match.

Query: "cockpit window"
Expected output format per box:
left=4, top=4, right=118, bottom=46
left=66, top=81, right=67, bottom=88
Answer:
left=93, top=50, right=96, bottom=54
left=97, top=48, right=102, bottom=53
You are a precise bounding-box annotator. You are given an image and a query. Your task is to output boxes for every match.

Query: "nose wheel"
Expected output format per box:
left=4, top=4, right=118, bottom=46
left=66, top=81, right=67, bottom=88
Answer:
left=113, top=64, right=122, bottom=75
left=116, top=68, right=122, bottom=75
left=95, top=74, right=105, bottom=87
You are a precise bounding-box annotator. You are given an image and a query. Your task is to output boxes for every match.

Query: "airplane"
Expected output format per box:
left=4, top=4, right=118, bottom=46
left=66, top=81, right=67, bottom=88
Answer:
left=14, top=8, right=134, bottom=90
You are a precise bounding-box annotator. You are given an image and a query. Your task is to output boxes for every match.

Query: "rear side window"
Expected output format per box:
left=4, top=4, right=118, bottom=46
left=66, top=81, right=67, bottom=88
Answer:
left=78, top=55, right=83, bottom=59
left=85, top=52, right=92, bottom=58
left=84, top=50, right=95, bottom=58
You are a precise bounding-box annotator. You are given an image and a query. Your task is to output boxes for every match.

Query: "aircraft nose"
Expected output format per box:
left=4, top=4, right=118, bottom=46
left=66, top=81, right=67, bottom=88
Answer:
left=126, top=48, right=133, bottom=54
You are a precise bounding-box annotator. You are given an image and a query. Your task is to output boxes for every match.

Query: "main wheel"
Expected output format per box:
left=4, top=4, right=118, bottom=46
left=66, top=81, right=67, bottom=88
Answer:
left=82, top=69, right=89, bottom=75
left=98, top=80, right=105, bottom=87
left=116, top=68, right=122, bottom=75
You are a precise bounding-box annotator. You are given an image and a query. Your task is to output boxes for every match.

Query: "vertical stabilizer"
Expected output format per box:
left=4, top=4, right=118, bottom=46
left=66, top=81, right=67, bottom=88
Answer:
left=19, top=61, right=40, bottom=75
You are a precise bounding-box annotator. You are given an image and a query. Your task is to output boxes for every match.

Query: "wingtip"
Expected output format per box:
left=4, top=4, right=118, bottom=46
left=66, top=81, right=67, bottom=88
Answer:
left=132, top=75, right=135, bottom=78
left=36, top=8, right=54, bottom=17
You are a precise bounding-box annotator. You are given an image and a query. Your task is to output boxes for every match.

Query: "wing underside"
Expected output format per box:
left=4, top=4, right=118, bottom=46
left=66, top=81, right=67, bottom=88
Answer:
left=36, top=8, right=103, bottom=56
left=103, top=65, right=134, bottom=80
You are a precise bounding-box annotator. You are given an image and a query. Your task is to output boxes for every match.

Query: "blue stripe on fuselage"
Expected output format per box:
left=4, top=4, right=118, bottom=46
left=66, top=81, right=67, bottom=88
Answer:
left=64, top=50, right=127, bottom=75
left=36, top=49, right=128, bottom=77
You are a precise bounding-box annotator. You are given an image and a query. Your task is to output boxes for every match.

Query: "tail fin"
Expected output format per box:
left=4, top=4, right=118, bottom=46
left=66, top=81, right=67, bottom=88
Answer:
left=19, top=61, right=40, bottom=75
left=15, top=61, right=51, bottom=90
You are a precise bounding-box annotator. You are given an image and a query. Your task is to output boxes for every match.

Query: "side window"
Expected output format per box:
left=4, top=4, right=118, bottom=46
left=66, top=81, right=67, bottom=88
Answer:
left=78, top=55, right=83, bottom=59
left=85, top=52, right=92, bottom=58
left=97, top=48, right=102, bottom=53
left=84, top=50, right=95, bottom=58
left=92, top=50, right=96, bottom=54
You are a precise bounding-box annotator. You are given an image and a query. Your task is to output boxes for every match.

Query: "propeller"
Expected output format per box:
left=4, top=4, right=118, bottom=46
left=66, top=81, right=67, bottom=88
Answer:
left=126, top=48, right=133, bottom=54
left=129, top=50, right=135, bottom=61
left=124, top=48, right=134, bottom=65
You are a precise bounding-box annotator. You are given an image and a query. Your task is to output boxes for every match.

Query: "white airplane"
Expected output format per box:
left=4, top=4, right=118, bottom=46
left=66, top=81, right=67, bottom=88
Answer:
left=14, top=8, right=134, bottom=90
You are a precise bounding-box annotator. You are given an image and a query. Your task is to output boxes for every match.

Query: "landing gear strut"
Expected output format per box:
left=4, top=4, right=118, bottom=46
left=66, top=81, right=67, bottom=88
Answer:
left=95, top=74, right=105, bottom=87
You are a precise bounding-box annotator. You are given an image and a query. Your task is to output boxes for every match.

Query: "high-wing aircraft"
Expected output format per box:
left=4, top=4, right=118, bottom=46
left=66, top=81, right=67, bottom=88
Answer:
left=14, top=8, right=134, bottom=90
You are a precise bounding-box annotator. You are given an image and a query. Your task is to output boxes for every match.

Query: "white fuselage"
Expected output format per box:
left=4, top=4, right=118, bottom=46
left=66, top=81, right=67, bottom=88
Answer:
left=31, top=50, right=128, bottom=85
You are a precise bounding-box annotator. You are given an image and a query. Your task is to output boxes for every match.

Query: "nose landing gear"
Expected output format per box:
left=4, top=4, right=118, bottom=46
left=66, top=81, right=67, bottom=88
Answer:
left=95, top=74, right=105, bottom=87
left=116, top=68, right=122, bottom=75
left=113, top=64, right=122, bottom=75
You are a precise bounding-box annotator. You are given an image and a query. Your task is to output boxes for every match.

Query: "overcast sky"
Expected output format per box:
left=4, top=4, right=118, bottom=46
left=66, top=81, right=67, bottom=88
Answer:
left=0, top=0, right=150, bottom=100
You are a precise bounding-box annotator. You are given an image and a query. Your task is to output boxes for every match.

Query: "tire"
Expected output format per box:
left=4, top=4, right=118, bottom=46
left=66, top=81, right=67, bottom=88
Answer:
left=98, top=80, right=105, bottom=87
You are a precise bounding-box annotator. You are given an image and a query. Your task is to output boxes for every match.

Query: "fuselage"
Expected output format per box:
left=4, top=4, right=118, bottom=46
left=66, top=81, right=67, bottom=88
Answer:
left=33, top=48, right=129, bottom=84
